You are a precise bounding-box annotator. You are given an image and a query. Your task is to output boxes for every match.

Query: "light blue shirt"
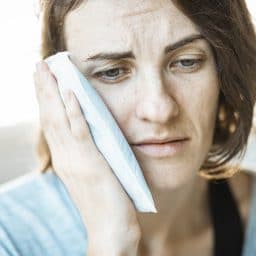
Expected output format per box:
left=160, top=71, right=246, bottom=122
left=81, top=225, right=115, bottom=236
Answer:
left=0, top=170, right=256, bottom=256
left=0, top=172, right=87, bottom=256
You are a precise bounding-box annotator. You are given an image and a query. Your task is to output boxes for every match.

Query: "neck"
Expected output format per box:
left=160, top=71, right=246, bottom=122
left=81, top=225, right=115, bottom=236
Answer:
left=136, top=174, right=210, bottom=254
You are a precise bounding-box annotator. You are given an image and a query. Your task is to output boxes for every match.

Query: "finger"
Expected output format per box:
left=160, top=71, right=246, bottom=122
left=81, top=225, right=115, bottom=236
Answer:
left=33, top=61, right=71, bottom=142
left=63, top=90, right=92, bottom=142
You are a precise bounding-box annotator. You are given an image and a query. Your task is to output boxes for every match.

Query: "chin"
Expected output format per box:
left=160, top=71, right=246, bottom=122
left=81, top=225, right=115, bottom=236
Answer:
left=135, top=144, right=208, bottom=190
left=141, top=163, right=200, bottom=191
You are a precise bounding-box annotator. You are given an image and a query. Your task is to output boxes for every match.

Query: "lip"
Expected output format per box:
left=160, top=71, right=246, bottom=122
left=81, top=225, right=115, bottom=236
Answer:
left=132, top=137, right=189, bottom=145
left=132, top=139, right=189, bottom=158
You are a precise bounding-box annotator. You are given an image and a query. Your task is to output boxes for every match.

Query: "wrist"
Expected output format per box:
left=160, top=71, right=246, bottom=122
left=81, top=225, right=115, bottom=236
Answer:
left=87, top=245, right=139, bottom=256
left=87, top=228, right=141, bottom=256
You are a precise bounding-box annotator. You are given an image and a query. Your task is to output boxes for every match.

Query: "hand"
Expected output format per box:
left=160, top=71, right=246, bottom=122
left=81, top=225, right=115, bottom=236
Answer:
left=33, top=61, right=141, bottom=255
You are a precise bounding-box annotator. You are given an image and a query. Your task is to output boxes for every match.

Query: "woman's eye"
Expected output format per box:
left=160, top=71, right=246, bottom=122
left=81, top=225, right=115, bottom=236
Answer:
left=95, top=68, right=129, bottom=81
left=170, top=58, right=204, bottom=72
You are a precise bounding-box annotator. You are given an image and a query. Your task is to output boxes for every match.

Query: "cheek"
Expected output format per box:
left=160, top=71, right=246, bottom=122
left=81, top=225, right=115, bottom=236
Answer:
left=182, top=72, right=220, bottom=141
left=198, top=88, right=219, bottom=128
left=91, top=85, right=132, bottom=133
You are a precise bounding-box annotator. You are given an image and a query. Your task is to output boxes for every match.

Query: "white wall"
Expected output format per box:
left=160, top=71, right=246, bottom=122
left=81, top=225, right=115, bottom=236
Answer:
left=0, top=0, right=40, bottom=127
left=247, top=0, right=256, bottom=22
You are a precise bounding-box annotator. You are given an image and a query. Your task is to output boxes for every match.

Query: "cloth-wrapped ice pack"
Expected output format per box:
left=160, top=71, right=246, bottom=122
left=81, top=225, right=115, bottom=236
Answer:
left=45, top=51, right=157, bottom=213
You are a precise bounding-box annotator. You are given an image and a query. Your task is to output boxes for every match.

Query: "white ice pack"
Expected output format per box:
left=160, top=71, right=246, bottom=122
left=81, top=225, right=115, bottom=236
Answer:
left=45, top=51, right=157, bottom=213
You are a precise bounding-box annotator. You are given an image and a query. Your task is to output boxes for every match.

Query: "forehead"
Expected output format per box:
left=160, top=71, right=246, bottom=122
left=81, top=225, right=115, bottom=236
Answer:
left=64, top=0, right=199, bottom=56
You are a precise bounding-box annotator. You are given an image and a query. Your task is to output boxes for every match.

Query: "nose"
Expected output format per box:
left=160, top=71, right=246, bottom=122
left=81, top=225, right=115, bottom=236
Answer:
left=135, top=73, right=180, bottom=124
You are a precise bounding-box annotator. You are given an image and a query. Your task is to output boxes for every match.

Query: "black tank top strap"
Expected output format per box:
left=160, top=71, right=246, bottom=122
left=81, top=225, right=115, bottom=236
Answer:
left=208, top=178, right=244, bottom=256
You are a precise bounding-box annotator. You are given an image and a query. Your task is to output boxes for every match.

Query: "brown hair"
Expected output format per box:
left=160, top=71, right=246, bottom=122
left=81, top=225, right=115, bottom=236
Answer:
left=36, top=0, right=256, bottom=179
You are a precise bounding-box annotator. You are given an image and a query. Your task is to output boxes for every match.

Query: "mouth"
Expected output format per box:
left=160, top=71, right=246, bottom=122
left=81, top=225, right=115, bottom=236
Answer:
left=131, top=138, right=189, bottom=158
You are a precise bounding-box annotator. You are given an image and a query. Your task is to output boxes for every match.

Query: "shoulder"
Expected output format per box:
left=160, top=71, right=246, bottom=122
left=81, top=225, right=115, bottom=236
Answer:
left=0, top=171, right=78, bottom=219
left=229, top=170, right=255, bottom=204
left=227, top=169, right=256, bottom=233
left=230, top=170, right=256, bottom=255
left=0, top=171, right=87, bottom=256
left=230, top=133, right=256, bottom=225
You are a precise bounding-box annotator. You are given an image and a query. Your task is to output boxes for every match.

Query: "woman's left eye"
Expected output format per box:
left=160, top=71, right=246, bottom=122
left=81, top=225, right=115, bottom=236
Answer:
left=171, top=58, right=204, bottom=71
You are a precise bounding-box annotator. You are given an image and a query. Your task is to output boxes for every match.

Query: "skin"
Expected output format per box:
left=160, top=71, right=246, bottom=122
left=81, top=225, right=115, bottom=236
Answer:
left=63, top=0, right=220, bottom=254
left=64, top=0, right=219, bottom=192
left=33, top=0, right=255, bottom=255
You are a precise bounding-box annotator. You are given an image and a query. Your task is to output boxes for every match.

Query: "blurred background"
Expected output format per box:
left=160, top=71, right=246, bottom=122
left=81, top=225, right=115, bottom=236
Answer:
left=0, top=0, right=256, bottom=184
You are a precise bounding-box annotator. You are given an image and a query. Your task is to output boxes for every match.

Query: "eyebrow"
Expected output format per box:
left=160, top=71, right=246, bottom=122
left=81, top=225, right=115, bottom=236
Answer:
left=84, top=34, right=205, bottom=62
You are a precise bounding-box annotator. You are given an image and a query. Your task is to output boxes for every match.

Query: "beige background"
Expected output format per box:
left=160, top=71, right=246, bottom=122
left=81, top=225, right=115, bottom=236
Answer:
left=0, top=122, right=39, bottom=184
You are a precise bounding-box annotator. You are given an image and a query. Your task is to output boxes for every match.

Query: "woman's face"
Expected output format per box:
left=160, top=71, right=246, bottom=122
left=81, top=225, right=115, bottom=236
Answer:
left=64, top=0, right=220, bottom=189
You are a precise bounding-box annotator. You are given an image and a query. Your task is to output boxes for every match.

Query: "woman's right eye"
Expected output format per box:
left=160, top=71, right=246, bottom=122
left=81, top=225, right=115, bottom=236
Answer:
left=94, top=68, right=130, bottom=82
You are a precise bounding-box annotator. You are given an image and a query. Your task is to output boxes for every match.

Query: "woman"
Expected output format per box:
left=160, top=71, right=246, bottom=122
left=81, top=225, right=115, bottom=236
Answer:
left=1, top=0, right=256, bottom=255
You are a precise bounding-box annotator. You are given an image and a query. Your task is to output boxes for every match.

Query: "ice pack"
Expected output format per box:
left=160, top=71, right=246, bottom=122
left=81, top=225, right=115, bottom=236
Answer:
left=45, top=51, right=157, bottom=213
